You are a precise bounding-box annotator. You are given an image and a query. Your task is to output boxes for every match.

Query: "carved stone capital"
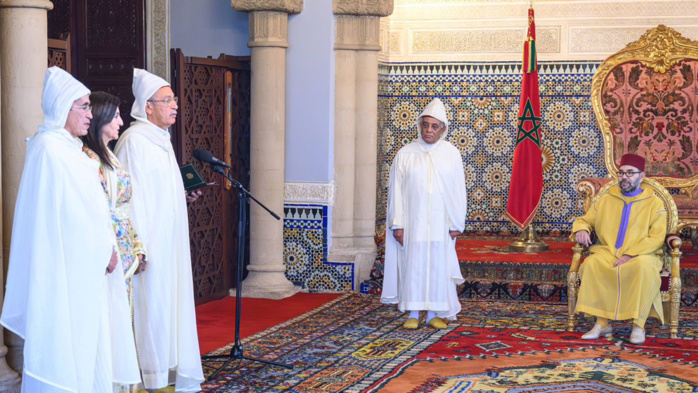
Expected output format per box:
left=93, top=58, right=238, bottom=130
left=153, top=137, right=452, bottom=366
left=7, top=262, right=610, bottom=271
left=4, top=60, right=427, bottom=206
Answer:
left=0, top=0, right=52, bottom=10
left=333, top=0, right=394, bottom=17
left=232, top=0, right=302, bottom=14
left=247, top=11, right=289, bottom=48
left=332, top=0, right=395, bottom=16
left=335, top=15, right=381, bottom=51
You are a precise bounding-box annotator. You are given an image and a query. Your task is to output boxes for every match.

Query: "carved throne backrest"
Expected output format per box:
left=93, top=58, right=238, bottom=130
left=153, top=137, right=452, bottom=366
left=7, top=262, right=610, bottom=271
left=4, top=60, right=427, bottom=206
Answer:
left=591, top=25, right=698, bottom=190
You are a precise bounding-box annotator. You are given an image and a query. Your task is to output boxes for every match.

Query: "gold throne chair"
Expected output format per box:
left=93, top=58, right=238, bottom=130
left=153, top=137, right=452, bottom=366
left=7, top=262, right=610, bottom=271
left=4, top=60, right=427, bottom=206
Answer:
left=569, top=25, right=698, bottom=339
left=568, top=178, right=683, bottom=339
left=578, top=25, right=698, bottom=246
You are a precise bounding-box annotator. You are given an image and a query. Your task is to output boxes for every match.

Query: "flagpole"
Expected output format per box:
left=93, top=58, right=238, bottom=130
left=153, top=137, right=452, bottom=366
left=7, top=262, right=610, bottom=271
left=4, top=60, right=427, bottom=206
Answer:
left=509, top=223, right=549, bottom=252
left=505, top=2, right=548, bottom=253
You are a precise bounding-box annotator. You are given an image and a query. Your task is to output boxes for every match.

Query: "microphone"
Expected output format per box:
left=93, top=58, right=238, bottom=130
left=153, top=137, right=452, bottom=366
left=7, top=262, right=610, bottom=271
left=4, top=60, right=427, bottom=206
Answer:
left=193, top=149, right=230, bottom=168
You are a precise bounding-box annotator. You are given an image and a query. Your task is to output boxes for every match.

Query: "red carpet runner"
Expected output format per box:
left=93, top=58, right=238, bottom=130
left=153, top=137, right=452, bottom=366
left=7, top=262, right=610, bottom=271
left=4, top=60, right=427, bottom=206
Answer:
left=195, top=292, right=341, bottom=354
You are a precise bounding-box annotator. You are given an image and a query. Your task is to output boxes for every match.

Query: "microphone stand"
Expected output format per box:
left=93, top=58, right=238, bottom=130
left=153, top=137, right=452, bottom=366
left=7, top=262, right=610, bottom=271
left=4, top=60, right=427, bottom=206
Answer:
left=201, top=165, right=293, bottom=380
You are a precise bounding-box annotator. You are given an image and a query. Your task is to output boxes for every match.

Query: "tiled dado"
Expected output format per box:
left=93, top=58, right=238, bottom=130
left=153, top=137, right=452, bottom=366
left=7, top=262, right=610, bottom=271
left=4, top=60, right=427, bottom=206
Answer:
left=283, top=204, right=353, bottom=292
left=377, top=60, right=605, bottom=236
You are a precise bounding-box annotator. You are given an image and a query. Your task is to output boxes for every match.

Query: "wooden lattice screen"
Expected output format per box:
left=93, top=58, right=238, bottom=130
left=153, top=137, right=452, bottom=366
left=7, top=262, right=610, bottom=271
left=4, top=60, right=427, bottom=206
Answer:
left=170, top=49, right=251, bottom=304
left=48, top=35, right=71, bottom=72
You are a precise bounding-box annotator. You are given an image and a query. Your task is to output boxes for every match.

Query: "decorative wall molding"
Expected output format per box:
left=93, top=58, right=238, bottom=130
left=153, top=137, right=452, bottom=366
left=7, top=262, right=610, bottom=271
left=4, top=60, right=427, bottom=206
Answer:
left=381, top=0, right=698, bottom=62
left=391, top=1, right=698, bottom=21
left=248, top=11, right=289, bottom=48
left=335, top=15, right=381, bottom=51
left=411, top=26, right=559, bottom=54
left=570, top=26, right=698, bottom=54
left=232, top=0, right=303, bottom=14
left=388, top=31, right=401, bottom=54
left=285, top=182, right=336, bottom=205
left=146, top=0, right=170, bottom=80
left=333, top=0, right=394, bottom=17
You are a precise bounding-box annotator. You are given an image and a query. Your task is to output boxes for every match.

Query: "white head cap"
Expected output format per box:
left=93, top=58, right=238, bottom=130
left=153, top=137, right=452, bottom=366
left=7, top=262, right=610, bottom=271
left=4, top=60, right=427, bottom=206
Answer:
left=131, top=68, right=170, bottom=123
left=416, top=98, right=449, bottom=142
left=39, top=66, right=90, bottom=133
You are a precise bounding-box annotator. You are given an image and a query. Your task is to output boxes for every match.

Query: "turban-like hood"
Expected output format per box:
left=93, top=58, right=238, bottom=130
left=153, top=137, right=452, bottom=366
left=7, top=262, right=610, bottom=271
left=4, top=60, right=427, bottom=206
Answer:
left=39, top=67, right=90, bottom=134
left=131, top=68, right=170, bottom=123
left=416, top=98, right=449, bottom=143
left=620, top=153, right=646, bottom=172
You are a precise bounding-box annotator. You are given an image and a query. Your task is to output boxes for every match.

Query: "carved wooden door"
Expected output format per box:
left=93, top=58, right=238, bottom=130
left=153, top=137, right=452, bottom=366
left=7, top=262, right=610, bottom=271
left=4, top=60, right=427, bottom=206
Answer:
left=47, top=0, right=146, bottom=126
left=171, top=49, right=251, bottom=304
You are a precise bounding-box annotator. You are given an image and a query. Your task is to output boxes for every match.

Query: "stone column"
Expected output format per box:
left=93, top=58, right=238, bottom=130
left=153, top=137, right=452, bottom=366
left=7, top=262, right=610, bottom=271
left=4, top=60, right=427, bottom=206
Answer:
left=232, top=0, right=302, bottom=299
left=330, top=0, right=393, bottom=287
left=331, top=48, right=356, bottom=252
left=0, top=0, right=52, bottom=385
left=353, top=24, right=380, bottom=250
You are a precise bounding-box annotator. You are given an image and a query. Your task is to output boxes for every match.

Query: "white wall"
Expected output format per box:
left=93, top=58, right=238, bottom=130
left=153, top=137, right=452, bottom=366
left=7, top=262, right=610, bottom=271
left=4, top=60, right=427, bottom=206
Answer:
left=285, top=0, right=335, bottom=183
left=170, top=0, right=250, bottom=57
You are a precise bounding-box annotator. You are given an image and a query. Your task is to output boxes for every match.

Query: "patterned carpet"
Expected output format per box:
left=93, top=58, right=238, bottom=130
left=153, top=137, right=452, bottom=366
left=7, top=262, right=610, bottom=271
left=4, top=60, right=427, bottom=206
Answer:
left=200, top=293, right=698, bottom=392
left=368, top=327, right=698, bottom=392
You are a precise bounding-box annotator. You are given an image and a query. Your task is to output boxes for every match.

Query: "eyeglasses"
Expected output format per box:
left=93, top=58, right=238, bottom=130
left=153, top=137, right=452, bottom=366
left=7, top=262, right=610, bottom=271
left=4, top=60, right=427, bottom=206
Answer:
left=616, top=170, right=642, bottom=178
left=71, top=103, right=92, bottom=112
left=420, top=121, right=442, bottom=131
left=147, top=96, right=178, bottom=105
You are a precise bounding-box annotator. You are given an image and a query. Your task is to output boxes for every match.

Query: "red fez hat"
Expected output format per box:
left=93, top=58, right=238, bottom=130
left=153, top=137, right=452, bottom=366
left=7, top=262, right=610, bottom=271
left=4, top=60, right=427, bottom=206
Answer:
left=620, top=153, right=645, bottom=172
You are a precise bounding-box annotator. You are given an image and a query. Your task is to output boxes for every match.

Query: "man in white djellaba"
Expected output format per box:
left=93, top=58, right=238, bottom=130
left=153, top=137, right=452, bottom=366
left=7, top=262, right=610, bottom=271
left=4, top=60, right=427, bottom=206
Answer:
left=114, top=68, right=204, bottom=391
left=381, top=98, right=468, bottom=330
left=1, top=66, right=141, bottom=392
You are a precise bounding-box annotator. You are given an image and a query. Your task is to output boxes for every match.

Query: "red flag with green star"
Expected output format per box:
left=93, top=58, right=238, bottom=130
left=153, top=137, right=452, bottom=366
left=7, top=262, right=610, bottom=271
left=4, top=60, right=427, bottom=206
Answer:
left=505, top=6, right=544, bottom=229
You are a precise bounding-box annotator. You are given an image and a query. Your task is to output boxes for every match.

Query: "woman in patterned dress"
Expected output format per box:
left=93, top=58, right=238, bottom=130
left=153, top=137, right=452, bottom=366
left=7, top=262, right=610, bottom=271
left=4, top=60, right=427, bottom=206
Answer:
left=82, top=91, right=146, bottom=393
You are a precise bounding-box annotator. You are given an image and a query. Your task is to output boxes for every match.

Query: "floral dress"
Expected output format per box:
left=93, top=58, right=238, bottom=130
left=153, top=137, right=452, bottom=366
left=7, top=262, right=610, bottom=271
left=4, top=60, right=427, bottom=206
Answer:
left=84, top=147, right=145, bottom=393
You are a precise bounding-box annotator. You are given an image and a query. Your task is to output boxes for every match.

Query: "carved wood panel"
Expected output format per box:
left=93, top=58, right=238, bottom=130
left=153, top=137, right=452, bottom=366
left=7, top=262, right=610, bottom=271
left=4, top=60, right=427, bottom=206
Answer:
left=77, top=0, right=145, bottom=126
left=228, top=61, right=252, bottom=284
left=47, top=0, right=145, bottom=126
left=47, top=49, right=67, bottom=70
left=48, top=37, right=70, bottom=72
left=171, top=49, right=251, bottom=304
left=84, top=0, right=140, bottom=51
left=47, top=0, right=72, bottom=40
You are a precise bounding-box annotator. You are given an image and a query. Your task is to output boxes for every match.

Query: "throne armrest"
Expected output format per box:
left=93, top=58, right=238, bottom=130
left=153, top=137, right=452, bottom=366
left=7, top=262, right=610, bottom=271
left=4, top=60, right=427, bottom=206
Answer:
left=660, top=234, right=682, bottom=292
left=569, top=242, right=587, bottom=273
left=577, top=178, right=613, bottom=212
left=666, top=234, right=682, bottom=249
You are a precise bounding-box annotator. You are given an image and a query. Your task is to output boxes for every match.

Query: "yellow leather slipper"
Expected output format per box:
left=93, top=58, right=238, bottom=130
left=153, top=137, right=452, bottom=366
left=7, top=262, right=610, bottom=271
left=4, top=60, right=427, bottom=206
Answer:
left=427, top=317, right=447, bottom=329
left=402, top=318, right=419, bottom=329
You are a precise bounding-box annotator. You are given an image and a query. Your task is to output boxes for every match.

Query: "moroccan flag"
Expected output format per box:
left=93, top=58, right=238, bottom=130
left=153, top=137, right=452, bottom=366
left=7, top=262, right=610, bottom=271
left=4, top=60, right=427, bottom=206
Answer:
left=505, top=6, right=544, bottom=229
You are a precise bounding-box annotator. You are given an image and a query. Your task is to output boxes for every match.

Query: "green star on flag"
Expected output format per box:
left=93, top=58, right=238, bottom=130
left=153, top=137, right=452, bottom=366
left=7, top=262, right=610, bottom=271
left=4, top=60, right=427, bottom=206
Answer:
left=516, top=99, right=542, bottom=147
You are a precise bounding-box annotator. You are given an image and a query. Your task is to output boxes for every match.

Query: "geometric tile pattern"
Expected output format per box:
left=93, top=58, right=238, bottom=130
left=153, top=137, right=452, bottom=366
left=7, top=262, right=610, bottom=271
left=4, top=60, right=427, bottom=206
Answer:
left=283, top=204, right=353, bottom=292
left=378, top=61, right=605, bottom=236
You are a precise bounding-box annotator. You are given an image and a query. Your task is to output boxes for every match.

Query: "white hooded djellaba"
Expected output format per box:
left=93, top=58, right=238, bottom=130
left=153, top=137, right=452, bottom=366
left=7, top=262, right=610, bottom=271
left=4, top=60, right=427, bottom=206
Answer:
left=1, top=67, right=140, bottom=392
left=114, top=69, right=204, bottom=391
left=381, top=98, right=468, bottom=319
